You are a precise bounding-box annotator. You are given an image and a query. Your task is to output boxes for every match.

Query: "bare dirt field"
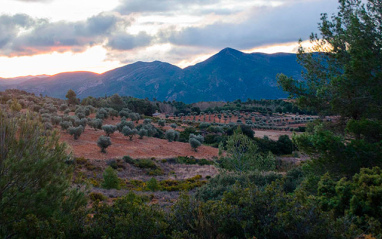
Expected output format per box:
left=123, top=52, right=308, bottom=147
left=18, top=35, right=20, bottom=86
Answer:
left=59, top=126, right=219, bottom=160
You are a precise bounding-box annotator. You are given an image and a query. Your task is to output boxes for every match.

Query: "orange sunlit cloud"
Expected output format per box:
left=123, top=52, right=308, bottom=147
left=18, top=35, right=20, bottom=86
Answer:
left=0, top=46, right=122, bottom=78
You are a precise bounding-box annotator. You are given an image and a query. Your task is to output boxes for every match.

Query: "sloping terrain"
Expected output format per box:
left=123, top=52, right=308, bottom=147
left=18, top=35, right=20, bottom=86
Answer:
left=0, top=48, right=303, bottom=102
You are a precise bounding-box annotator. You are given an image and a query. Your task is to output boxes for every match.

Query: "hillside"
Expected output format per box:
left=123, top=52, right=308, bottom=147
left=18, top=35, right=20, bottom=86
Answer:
left=0, top=48, right=303, bottom=102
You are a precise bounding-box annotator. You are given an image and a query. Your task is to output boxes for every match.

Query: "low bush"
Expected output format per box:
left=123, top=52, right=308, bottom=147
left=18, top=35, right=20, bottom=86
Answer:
left=89, top=192, right=107, bottom=202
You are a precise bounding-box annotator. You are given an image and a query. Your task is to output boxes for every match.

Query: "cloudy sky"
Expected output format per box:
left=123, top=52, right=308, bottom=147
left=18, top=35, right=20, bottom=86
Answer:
left=0, top=0, right=339, bottom=77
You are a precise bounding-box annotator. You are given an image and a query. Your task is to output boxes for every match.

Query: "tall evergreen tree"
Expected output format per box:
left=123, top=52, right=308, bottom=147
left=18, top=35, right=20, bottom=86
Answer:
left=278, top=0, right=382, bottom=120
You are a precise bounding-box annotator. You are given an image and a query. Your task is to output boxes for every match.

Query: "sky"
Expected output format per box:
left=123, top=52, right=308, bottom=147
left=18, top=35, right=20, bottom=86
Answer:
left=0, top=0, right=339, bottom=78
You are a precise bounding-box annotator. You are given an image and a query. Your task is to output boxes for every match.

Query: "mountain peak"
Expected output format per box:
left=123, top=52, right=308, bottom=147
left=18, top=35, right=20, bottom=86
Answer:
left=218, top=47, right=242, bottom=54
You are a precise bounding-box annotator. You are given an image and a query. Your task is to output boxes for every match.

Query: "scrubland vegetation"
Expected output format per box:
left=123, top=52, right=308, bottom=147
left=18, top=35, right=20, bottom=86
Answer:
left=1, top=0, right=382, bottom=238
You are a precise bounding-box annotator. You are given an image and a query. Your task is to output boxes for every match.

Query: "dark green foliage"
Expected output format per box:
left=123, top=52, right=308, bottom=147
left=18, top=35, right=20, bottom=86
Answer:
left=158, top=119, right=166, bottom=127
left=60, top=120, right=72, bottom=130
left=138, top=128, right=148, bottom=139
left=219, top=128, right=276, bottom=173
left=179, top=127, right=197, bottom=142
left=253, top=134, right=294, bottom=155
left=226, top=124, right=254, bottom=139
left=102, top=166, right=120, bottom=189
left=122, top=126, right=138, bottom=140
left=195, top=171, right=282, bottom=201
left=108, top=93, right=126, bottom=111
left=189, top=138, right=201, bottom=151
left=51, top=116, right=62, bottom=125
left=97, top=135, right=111, bottom=153
left=85, top=192, right=168, bottom=238
left=124, top=97, right=157, bottom=116
left=68, top=125, right=84, bottom=140
left=124, top=158, right=163, bottom=176
left=0, top=112, right=87, bottom=238
left=123, top=155, right=134, bottom=164
left=119, top=108, right=131, bottom=118
left=102, top=124, right=117, bottom=136
left=147, top=178, right=159, bottom=191
left=66, top=89, right=78, bottom=105
left=89, top=192, right=107, bottom=202
left=277, top=0, right=382, bottom=120
left=96, top=108, right=108, bottom=119
left=295, top=123, right=382, bottom=178
left=165, top=129, right=180, bottom=142
left=89, top=118, right=103, bottom=130
left=174, top=156, right=214, bottom=166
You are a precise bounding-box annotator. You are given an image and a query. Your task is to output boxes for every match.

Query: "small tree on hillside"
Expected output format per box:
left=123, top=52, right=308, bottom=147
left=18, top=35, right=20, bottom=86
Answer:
left=138, top=128, right=148, bottom=139
left=97, top=135, right=111, bottom=153
left=189, top=134, right=204, bottom=152
left=102, top=166, right=120, bottom=189
left=158, top=119, right=166, bottom=127
left=122, top=126, right=138, bottom=141
left=89, top=118, right=103, bottom=131
left=102, top=125, right=117, bottom=137
left=219, top=127, right=276, bottom=174
left=165, top=129, right=179, bottom=142
left=189, top=138, right=201, bottom=152
left=60, top=121, right=72, bottom=130
left=66, top=89, right=78, bottom=105
left=68, top=125, right=84, bottom=140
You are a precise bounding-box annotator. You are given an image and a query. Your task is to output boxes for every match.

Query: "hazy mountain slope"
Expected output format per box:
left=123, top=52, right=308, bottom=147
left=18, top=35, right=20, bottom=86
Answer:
left=0, top=48, right=303, bottom=102
left=0, top=72, right=99, bottom=98
left=175, top=48, right=300, bottom=102
left=79, top=61, right=183, bottom=99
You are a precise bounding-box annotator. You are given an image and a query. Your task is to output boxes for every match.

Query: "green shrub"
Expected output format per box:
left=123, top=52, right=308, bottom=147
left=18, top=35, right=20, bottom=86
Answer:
left=97, top=136, right=111, bottom=153
left=147, top=178, right=159, bottom=191
left=123, top=155, right=134, bottom=164
left=89, top=192, right=107, bottom=202
left=102, top=166, right=120, bottom=190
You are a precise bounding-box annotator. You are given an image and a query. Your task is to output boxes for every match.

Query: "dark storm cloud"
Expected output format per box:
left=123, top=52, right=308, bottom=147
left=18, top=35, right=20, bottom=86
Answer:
left=0, top=13, right=132, bottom=56
left=107, top=32, right=153, bottom=50
left=0, top=14, right=40, bottom=48
left=158, top=0, right=339, bottom=49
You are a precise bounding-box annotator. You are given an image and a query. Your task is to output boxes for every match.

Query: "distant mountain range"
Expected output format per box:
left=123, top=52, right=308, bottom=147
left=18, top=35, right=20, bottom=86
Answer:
left=0, top=48, right=302, bottom=103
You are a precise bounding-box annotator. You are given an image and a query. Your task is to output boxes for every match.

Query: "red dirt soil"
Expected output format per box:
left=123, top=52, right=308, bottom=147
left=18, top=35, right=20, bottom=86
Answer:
left=59, top=126, right=218, bottom=160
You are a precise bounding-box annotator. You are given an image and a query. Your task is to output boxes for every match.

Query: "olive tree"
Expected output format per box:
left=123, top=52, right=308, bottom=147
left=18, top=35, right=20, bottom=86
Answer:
left=102, top=125, right=117, bottom=137
left=68, top=125, right=84, bottom=140
left=97, top=135, right=112, bottom=153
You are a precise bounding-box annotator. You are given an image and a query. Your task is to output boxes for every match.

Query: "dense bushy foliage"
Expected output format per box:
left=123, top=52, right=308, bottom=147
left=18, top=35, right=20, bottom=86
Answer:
left=102, top=124, right=117, bottom=136
left=97, top=135, right=112, bottom=153
left=165, top=129, right=180, bottom=142
left=0, top=112, right=86, bottom=238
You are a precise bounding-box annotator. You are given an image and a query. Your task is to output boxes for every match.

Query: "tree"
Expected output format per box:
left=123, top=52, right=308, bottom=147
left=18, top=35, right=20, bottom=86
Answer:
left=122, top=126, right=138, bottom=140
left=66, top=89, right=78, bottom=105
left=102, top=166, right=120, bottom=189
left=108, top=94, right=125, bottom=111
left=68, top=125, right=84, bottom=140
left=138, top=128, right=148, bottom=139
left=97, top=136, right=111, bottom=153
left=219, top=127, right=276, bottom=174
left=189, top=138, right=201, bottom=152
left=89, top=118, right=103, bottom=131
left=102, top=125, right=117, bottom=137
left=277, top=0, right=382, bottom=120
left=0, top=112, right=86, bottom=238
left=10, top=98, right=22, bottom=112
left=165, top=129, right=179, bottom=142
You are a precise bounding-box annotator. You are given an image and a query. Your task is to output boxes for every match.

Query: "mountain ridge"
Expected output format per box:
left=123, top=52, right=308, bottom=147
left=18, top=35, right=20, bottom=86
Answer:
left=0, top=48, right=302, bottom=103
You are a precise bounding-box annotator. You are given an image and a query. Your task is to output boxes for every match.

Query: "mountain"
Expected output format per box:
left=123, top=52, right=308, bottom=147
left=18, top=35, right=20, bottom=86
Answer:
left=0, top=48, right=303, bottom=103
left=0, top=75, right=48, bottom=86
